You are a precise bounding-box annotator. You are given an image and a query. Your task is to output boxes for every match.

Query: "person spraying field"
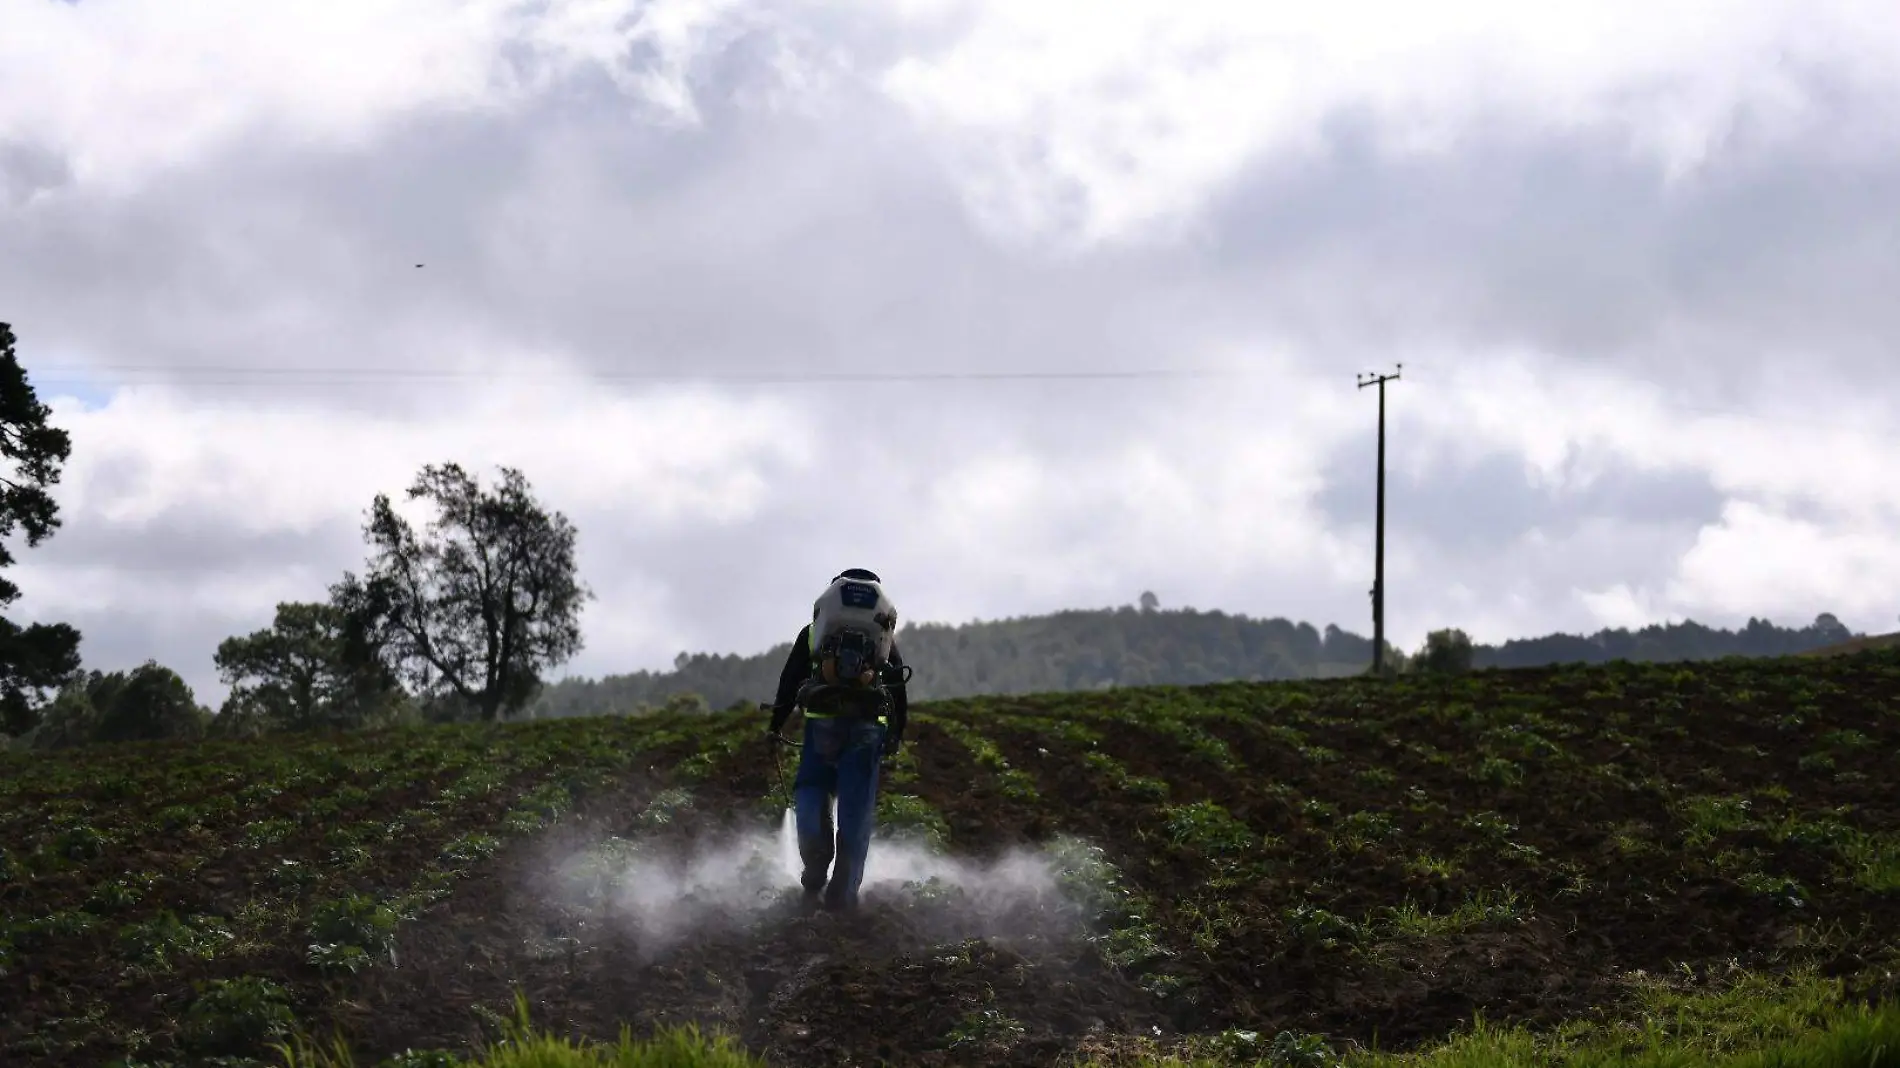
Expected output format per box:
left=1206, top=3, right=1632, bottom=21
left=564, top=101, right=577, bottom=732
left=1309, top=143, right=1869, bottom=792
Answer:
left=765, top=568, right=912, bottom=912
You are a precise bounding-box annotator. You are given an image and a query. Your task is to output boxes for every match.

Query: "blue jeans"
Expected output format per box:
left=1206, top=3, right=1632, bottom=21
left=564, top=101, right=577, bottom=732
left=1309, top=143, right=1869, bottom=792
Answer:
left=794, top=715, right=886, bottom=908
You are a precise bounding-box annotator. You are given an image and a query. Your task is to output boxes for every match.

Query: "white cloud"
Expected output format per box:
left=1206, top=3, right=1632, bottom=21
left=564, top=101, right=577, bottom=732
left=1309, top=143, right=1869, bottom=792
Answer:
left=13, top=1, right=1900, bottom=221
left=38, top=368, right=809, bottom=537
left=1407, top=352, right=1900, bottom=522
left=880, top=0, right=1900, bottom=245
left=5, top=0, right=1900, bottom=705
left=0, top=0, right=784, bottom=192
left=5, top=1, right=508, bottom=186
left=1665, top=501, right=1900, bottom=621
left=1579, top=583, right=1668, bottom=632
left=1386, top=354, right=1900, bottom=638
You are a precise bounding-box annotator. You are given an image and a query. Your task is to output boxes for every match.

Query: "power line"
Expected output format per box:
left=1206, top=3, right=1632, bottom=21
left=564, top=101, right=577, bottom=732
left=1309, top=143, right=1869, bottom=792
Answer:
left=21, top=365, right=1270, bottom=385
left=21, top=359, right=1895, bottom=434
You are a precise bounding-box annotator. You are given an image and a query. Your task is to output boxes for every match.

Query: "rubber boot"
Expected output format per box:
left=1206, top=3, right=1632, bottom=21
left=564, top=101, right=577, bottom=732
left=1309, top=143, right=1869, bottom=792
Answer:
left=821, top=858, right=857, bottom=913
left=798, top=832, right=834, bottom=911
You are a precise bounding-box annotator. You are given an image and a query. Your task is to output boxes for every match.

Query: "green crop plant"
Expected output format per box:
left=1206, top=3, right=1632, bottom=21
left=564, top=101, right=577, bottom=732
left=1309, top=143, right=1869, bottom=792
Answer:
left=389, top=867, right=461, bottom=919
left=53, top=822, right=109, bottom=860
left=1296, top=741, right=1344, bottom=764
left=631, top=787, right=695, bottom=830
left=943, top=1008, right=1027, bottom=1053
left=877, top=792, right=950, bottom=848
left=1083, top=750, right=1170, bottom=800
left=180, top=975, right=298, bottom=1056
left=1404, top=851, right=1461, bottom=881
left=931, top=717, right=1041, bottom=803
left=1472, top=755, right=1525, bottom=786
left=1818, top=727, right=1873, bottom=751
left=14, top=908, right=101, bottom=948
left=441, top=832, right=503, bottom=866
left=881, top=739, right=922, bottom=788
left=1677, top=794, right=1759, bottom=849
left=1462, top=810, right=1517, bottom=842
left=502, top=782, right=574, bottom=834
left=1144, top=716, right=1242, bottom=772
left=1095, top=915, right=1177, bottom=972
left=1837, top=831, right=1900, bottom=892
left=1179, top=897, right=1247, bottom=954
left=1161, top=800, right=1257, bottom=859
left=1283, top=902, right=1362, bottom=951
left=1045, top=836, right=1180, bottom=982
left=1302, top=798, right=1340, bottom=823
left=1263, top=723, right=1310, bottom=749
left=559, top=836, right=646, bottom=909
left=1356, top=766, right=1397, bottom=789
left=998, top=711, right=1102, bottom=749
left=307, top=894, right=398, bottom=973
left=119, top=911, right=234, bottom=972
left=86, top=873, right=155, bottom=913
left=1339, top=809, right=1400, bottom=846
left=241, top=817, right=299, bottom=848
left=443, top=768, right=510, bottom=803
left=1380, top=887, right=1527, bottom=939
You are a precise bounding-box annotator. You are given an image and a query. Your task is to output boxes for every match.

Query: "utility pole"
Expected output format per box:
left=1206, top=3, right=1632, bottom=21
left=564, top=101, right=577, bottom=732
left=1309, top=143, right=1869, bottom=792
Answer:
left=1356, top=364, right=1401, bottom=677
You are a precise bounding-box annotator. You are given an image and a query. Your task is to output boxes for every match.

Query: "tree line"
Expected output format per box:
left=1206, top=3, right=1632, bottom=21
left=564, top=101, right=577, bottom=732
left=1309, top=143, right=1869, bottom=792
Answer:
left=0, top=321, right=1871, bottom=748
left=520, top=601, right=1859, bottom=719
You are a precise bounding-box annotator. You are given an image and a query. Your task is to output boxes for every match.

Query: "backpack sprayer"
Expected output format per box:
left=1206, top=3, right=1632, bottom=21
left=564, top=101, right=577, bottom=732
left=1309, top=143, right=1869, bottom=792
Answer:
left=758, top=649, right=915, bottom=809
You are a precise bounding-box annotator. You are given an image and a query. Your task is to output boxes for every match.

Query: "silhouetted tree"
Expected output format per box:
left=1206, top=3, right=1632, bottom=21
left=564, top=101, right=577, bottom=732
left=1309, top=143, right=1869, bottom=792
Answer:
left=88, top=662, right=210, bottom=744
left=0, top=323, right=82, bottom=735
left=1812, top=612, right=1851, bottom=646
left=214, top=600, right=411, bottom=732
left=1415, top=628, right=1475, bottom=674
left=29, top=677, right=102, bottom=749
left=338, top=463, right=590, bottom=722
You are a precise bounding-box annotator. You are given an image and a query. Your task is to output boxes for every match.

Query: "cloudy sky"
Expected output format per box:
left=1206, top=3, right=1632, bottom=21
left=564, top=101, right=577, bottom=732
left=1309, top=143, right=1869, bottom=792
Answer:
left=4, top=0, right=1899, bottom=705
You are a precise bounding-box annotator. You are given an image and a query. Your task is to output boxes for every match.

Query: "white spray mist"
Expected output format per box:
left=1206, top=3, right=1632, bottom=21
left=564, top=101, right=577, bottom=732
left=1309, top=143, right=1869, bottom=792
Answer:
left=546, top=799, right=1108, bottom=962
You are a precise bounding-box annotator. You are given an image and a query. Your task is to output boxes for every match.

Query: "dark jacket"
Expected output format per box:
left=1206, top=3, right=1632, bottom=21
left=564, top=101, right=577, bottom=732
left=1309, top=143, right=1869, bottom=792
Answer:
left=768, top=623, right=908, bottom=741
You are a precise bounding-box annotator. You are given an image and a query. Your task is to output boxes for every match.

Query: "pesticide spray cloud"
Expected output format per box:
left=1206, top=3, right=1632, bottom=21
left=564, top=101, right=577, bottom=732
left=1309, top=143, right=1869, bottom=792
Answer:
left=541, top=798, right=1117, bottom=963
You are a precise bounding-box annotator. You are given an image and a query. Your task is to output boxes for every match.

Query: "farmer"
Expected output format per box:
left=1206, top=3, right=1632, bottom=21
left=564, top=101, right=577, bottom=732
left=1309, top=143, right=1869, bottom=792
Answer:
left=765, top=568, right=910, bottom=912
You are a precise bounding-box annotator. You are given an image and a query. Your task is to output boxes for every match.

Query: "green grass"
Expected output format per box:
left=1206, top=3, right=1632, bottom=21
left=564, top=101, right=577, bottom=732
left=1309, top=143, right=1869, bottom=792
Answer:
left=1062, top=968, right=1900, bottom=1067
left=1336, top=975, right=1900, bottom=1068
left=278, top=994, right=765, bottom=1068
left=266, top=979, right=1900, bottom=1068
left=1376, top=888, right=1525, bottom=938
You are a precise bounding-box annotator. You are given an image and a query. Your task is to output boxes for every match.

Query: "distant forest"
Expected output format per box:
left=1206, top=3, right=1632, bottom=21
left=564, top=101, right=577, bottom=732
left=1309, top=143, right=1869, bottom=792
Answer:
left=522, top=601, right=1860, bottom=720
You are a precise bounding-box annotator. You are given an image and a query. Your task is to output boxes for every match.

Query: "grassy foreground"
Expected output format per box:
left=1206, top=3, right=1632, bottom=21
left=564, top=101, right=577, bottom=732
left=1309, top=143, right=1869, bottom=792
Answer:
left=275, top=975, right=1900, bottom=1068
left=4, top=648, right=1899, bottom=1066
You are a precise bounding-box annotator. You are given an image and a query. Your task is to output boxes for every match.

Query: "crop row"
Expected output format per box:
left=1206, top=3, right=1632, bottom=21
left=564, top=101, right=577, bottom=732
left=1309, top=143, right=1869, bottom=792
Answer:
left=1, top=712, right=709, bottom=1066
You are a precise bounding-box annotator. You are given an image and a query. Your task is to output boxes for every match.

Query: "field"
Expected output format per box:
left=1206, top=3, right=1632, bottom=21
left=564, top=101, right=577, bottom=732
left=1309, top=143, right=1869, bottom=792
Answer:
left=1802, top=633, right=1900, bottom=658
left=4, top=650, right=1900, bottom=1067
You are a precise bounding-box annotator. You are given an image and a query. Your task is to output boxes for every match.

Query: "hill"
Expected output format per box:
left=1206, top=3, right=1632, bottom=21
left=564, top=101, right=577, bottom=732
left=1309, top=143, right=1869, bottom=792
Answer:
left=524, top=606, right=1860, bottom=717
left=1802, top=632, right=1900, bottom=658
left=4, top=648, right=1899, bottom=1066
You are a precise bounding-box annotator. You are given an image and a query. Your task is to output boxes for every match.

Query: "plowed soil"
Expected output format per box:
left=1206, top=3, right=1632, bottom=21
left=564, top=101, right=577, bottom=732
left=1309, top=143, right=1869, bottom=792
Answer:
left=4, top=650, right=1900, bottom=1067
